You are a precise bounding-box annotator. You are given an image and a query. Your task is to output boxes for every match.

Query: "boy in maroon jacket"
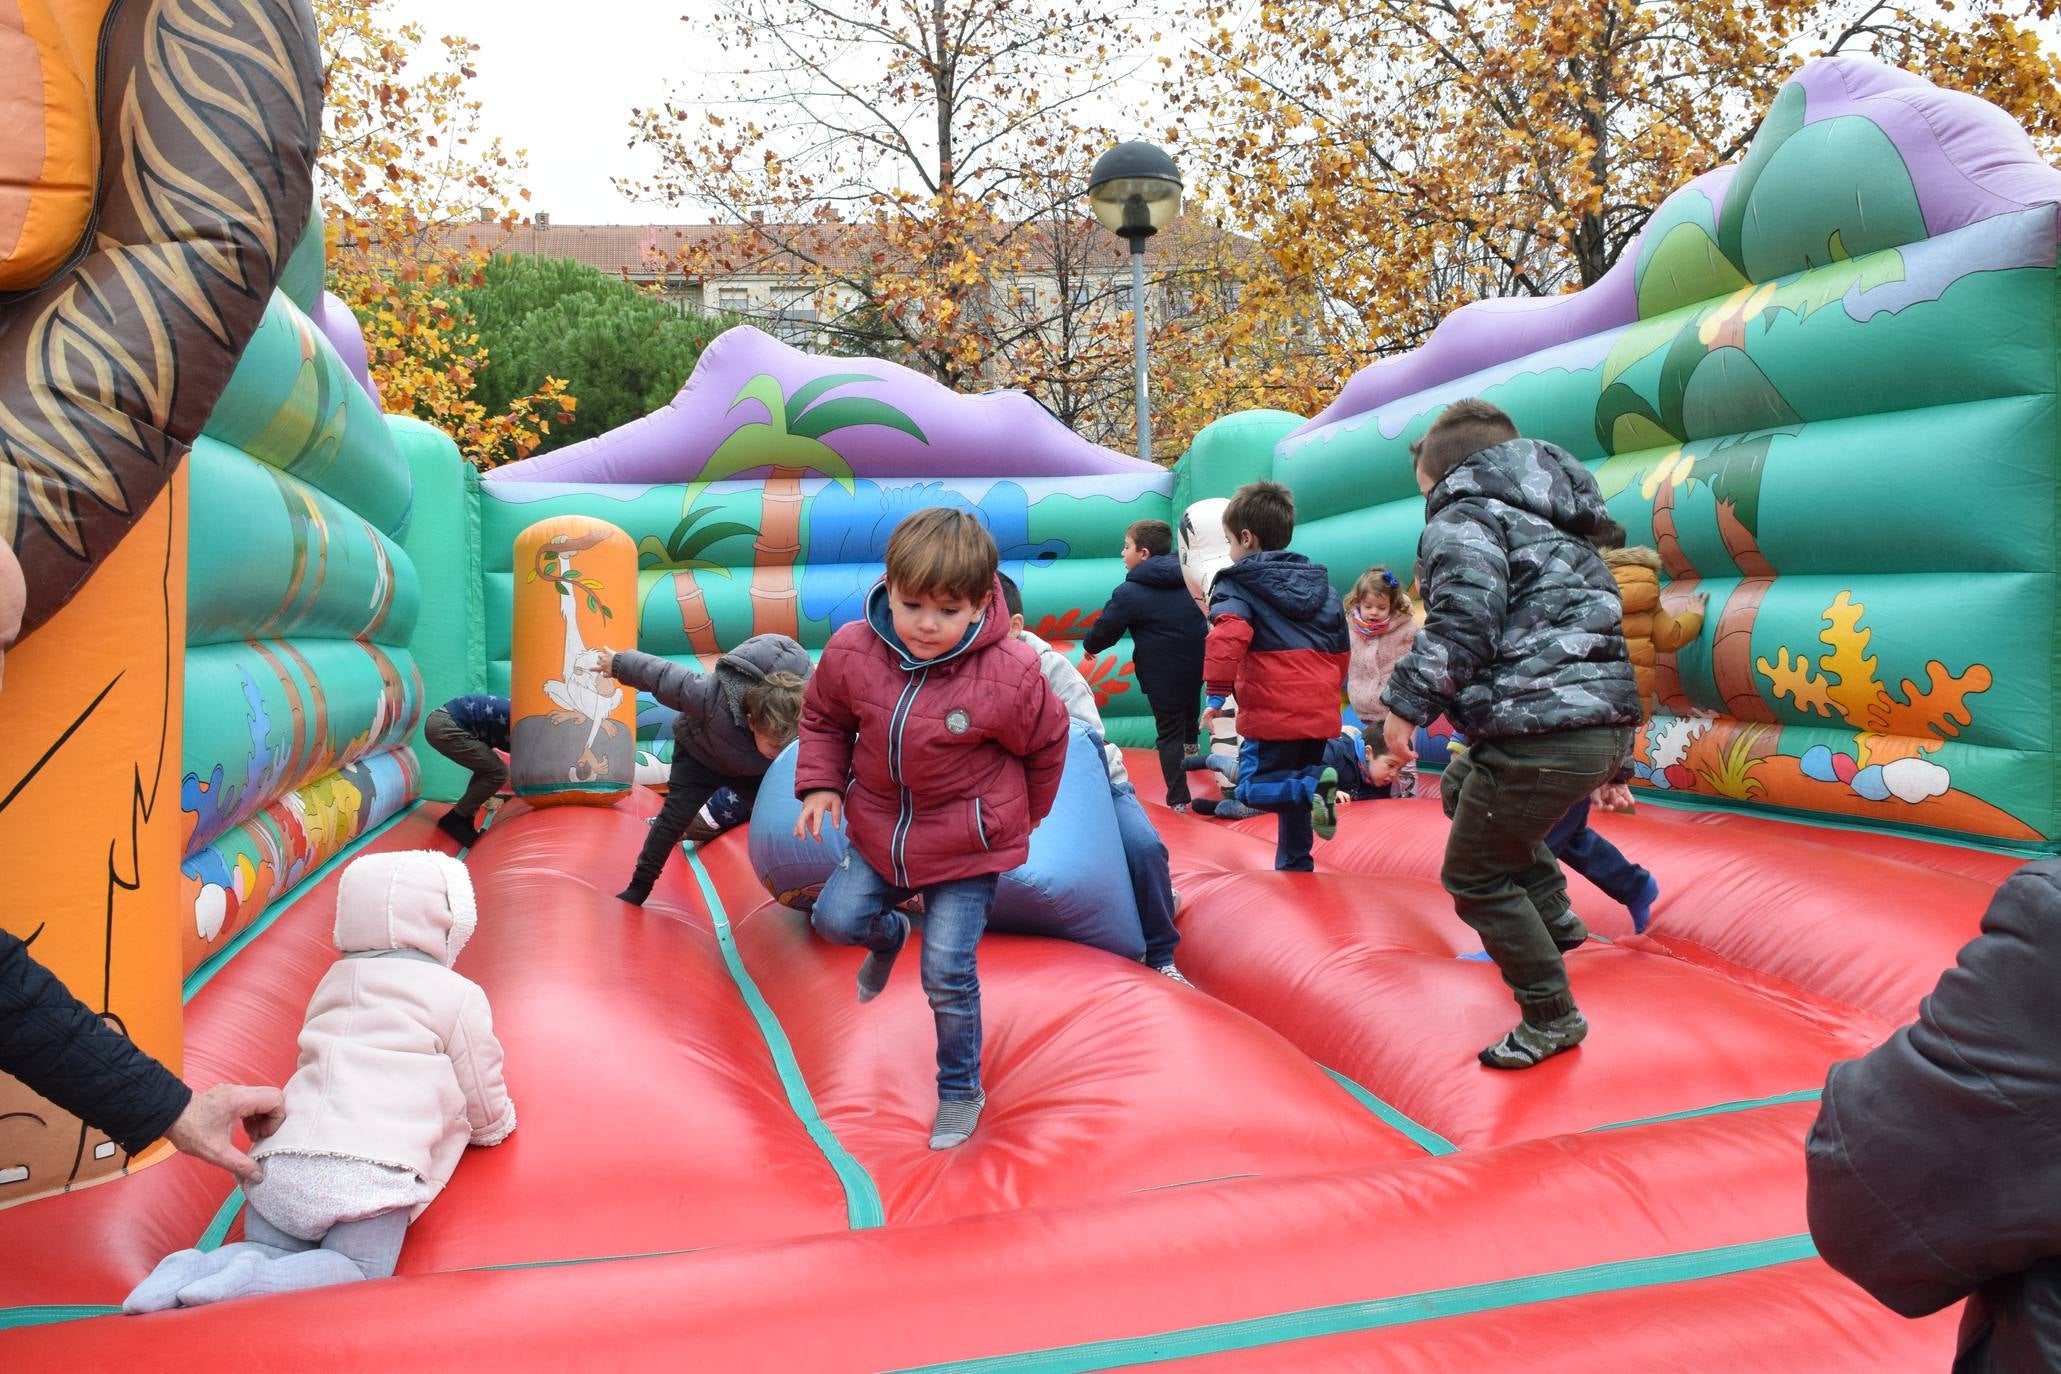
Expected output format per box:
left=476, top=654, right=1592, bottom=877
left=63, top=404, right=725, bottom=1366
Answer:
left=795, top=508, right=1071, bottom=1149
left=1202, top=481, right=1351, bottom=872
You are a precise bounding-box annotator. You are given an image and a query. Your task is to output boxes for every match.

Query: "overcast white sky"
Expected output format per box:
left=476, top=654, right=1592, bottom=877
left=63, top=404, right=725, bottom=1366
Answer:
left=388, top=1, right=2057, bottom=226
left=384, top=0, right=1173, bottom=224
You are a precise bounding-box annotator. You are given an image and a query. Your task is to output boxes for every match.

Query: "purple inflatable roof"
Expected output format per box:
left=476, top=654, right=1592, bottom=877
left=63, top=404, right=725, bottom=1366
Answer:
left=1295, top=55, right=2061, bottom=437
left=487, top=325, right=1156, bottom=484
left=312, top=289, right=382, bottom=408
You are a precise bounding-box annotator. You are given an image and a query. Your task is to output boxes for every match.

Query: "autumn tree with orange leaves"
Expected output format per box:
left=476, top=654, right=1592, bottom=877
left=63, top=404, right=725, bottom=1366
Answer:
left=622, top=0, right=1243, bottom=454
left=1166, top=0, right=2061, bottom=421
left=318, top=0, right=573, bottom=465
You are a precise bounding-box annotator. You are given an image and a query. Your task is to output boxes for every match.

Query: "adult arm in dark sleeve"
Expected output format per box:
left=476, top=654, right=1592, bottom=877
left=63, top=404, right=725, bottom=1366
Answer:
left=0, top=929, right=190, bottom=1154
left=1806, top=861, right=2061, bottom=1316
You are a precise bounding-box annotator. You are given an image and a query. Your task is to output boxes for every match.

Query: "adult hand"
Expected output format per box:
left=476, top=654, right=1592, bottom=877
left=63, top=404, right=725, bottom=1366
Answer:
left=796, top=790, right=843, bottom=841
left=164, top=1083, right=284, bottom=1183
left=1383, top=712, right=1418, bottom=764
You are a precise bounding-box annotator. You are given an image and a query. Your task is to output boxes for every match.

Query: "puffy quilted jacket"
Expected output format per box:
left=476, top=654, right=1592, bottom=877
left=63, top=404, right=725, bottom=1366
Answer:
left=0, top=929, right=190, bottom=1157
left=1602, top=545, right=1703, bottom=715
left=1807, top=861, right=2061, bottom=1373
left=1203, top=550, right=1350, bottom=741
left=1383, top=438, right=1641, bottom=740
left=796, top=577, right=1071, bottom=887
left=1081, top=552, right=1207, bottom=716
left=611, top=634, right=810, bottom=779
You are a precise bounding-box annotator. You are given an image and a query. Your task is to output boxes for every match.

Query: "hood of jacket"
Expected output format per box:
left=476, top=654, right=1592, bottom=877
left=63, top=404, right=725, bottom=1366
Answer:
left=710, top=633, right=813, bottom=723
left=332, top=850, right=477, bottom=967
left=1213, top=550, right=1335, bottom=623
left=1429, top=438, right=1613, bottom=539
left=1602, top=545, right=1662, bottom=574
left=863, top=575, right=1010, bottom=672
left=1127, top=552, right=1189, bottom=591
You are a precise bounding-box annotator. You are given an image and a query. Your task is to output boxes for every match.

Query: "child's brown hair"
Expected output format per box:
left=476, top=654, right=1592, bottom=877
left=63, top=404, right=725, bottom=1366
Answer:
left=1126, top=519, right=1175, bottom=558
left=1346, top=565, right=1412, bottom=617
left=745, top=670, right=808, bottom=744
left=1223, top=480, right=1296, bottom=552
left=884, top=507, right=998, bottom=605
left=1413, top=398, right=1519, bottom=488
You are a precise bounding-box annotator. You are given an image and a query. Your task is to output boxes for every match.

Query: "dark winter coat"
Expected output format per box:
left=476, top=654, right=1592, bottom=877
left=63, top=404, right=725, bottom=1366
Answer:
left=1383, top=438, right=1641, bottom=740
left=796, top=576, right=1071, bottom=887
left=1203, top=551, right=1349, bottom=742
left=0, top=929, right=190, bottom=1155
left=1081, top=553, right=1206, bottom=717
left=611, top=635, right=811, bottom=780
left=1807, top=860, right=2061, bottom=1374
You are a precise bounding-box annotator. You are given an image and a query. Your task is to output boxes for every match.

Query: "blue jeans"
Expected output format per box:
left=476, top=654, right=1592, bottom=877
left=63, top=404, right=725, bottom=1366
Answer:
left=1545, top=799, right=1653, bottom=908
left=1111, top=783, right=1181, bottom=967
left=811, top=848, right=997, bottom=1101
left=1235, top=737, right=1328, bottom=871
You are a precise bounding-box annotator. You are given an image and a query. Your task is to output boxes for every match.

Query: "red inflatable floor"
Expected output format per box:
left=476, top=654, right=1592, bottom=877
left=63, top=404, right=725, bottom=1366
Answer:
left=0, top=760, right=2004, bottom=1369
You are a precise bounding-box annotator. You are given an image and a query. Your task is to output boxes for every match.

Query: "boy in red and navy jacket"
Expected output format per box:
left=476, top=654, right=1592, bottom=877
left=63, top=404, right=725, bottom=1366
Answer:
left=795, top=507, right=1070, bottom=1150
left=1202, top=480, right=1351, bottom=871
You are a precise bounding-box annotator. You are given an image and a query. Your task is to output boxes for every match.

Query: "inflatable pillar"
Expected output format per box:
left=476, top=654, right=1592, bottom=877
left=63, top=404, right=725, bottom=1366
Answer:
left=510, top=518, right=638, bottom=805
left=0, top=472, right=186, bottom=1205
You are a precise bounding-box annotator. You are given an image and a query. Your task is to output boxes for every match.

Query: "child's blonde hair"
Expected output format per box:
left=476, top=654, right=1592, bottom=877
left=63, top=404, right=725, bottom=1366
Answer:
left=1346, top=565, right=1411, bottom=616
left=745, top=670, right=808, bottom=744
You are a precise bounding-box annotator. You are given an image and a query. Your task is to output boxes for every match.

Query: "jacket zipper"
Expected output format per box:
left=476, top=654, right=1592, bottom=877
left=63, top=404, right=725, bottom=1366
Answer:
left=972, top=797, right=988, bottom=850
left=886, top=667, right=927, bottom=887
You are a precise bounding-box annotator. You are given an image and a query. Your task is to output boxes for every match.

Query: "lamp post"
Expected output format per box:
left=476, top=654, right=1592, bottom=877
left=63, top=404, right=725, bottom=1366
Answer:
left=1087, top=141, right=1181, bottom=463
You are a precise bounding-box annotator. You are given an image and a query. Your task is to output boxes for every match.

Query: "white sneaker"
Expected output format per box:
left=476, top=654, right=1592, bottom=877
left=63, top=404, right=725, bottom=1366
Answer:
left=1155, top=963, right=1193, bottom=987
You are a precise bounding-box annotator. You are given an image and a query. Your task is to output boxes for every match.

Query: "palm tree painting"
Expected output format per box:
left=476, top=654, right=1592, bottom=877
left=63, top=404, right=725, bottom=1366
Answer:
left=639, top=503, right=756, bottom=660
left=672, top=372, right=927, bottom=642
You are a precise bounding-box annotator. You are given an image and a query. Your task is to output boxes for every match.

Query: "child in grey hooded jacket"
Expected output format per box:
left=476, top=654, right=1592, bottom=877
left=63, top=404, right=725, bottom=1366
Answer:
left=603, top=634, right=810, bottom=905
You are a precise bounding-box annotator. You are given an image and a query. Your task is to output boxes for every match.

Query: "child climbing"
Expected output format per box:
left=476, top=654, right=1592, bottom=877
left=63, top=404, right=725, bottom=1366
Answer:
left=1595, top=519, right=1705, bottom=715
left=1382, top=399, right=1641, bottom=1070
left=424, top=693, right=510, bottom=847
left=1328, top=723, right=1413, bottom=802
left=1001, top=575, right=1187, bottom=985
left=1344, top=565, right=1421, bottom=801
left=1202, top=481, right=1351, bottom=871
left=795, top=508, right=1070, bottom=1149
left=603, top=637, right=810, bottom=907
left=1081, top=519, right=1208, bottom=810
left=123, top=851, right=513, bottom=1313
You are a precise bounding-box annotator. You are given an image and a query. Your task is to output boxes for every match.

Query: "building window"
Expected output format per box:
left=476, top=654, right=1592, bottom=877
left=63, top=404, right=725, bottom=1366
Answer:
left=773, top=303, right=819, bottom=346
left=717, top=287, right=749, bottom=313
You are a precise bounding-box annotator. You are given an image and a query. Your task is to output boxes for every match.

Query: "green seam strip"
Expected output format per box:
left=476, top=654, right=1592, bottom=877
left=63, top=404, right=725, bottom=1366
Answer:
left=195, top=1186, right=244, bottom=1252
left=686, top=851, right=884, bottom=1230
left=889, top=1234, right=1819, bottom=1373
left=182, top=802, right=420, bottom=1001
left=517, top=780, right=631, bottom=796
left=1322, top=1068, right=1458, bottom=1156
left=1585, top=1088, right=1821, bottom=1134
left=0, top=1304, right=120, bottom=1331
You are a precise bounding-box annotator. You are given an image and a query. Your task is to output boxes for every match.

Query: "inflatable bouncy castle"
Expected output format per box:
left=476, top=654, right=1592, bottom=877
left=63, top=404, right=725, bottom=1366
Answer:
left=0, top=23, right=2053, bottom=1369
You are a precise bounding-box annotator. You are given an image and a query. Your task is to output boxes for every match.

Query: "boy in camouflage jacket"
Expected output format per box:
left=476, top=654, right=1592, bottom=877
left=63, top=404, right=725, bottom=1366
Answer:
left=1381, top=399, right=1641, bottom=1070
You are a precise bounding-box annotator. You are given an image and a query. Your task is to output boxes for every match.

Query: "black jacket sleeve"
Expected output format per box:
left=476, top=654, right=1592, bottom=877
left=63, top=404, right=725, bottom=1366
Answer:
left=1805, top=861, right=2061, bottom=1317
left=1081, top=584, right=1134, bottom=656
left=0, top=929, right=191, bottom=1154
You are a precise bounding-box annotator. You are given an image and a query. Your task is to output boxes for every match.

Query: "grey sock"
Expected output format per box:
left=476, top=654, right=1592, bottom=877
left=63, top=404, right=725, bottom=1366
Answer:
left=1479, top=1010, right=1588, bottom=1070
left=929, top=1093, right=986, bottom=1149
left=124, top=1247, right=252, bottom=1314
left=174, top=1247, right=367, bottom=1307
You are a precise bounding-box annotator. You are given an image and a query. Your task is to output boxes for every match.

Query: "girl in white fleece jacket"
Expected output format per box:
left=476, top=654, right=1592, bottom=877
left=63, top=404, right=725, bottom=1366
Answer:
left=125, top=850, right=514, bottom=1312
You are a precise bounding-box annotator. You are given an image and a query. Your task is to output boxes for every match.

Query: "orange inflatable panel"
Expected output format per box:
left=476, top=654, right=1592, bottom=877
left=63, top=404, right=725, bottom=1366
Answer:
left=0, top=0, right=109, bottom=292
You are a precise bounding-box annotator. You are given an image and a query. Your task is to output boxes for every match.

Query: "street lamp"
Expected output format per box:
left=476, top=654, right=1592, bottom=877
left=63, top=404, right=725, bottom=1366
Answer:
left=1087, top=141, right=1181, bottom=463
